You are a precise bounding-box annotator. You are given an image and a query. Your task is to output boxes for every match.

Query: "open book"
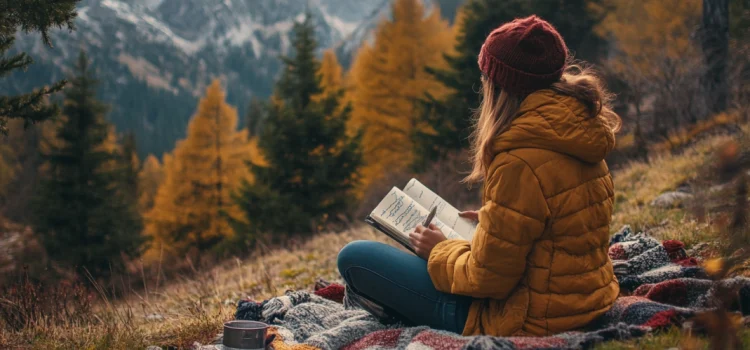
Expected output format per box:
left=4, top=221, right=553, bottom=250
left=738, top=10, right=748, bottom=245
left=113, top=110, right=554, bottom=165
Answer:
left=365, top=178, right=477, bottom=253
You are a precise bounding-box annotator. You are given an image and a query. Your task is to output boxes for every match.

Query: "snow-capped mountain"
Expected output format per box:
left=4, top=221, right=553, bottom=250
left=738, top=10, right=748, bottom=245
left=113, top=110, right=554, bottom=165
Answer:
left=3, top=0, right=457, bottom=157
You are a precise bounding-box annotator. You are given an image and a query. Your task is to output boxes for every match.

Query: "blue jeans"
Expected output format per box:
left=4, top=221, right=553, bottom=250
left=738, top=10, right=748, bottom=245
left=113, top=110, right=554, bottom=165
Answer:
left=337, top=240, right=472, bottom=334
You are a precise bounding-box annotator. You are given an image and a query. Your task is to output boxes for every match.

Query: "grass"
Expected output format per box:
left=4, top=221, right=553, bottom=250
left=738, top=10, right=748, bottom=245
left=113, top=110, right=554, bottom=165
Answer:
left=0, top=228, right=387, bottom=349
left=610, top=132, right=736, bottom=247
left=0, top=130, right=746, bottom=349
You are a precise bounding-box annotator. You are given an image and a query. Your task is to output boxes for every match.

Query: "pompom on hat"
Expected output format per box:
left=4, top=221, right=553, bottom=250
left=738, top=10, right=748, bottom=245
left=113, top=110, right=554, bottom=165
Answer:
left=478, top=15, right=568, bottom=95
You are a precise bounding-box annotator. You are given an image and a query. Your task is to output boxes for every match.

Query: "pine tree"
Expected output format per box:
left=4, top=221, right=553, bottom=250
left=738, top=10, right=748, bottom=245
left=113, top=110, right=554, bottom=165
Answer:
left=145, top=80, right=254, bottom=256
left=121, top=132, right=140, bottom=196
left=243, top=97, right=268, bottom=138
left=118, top=131, right=142, bottom=240
left=137, top=154, right=164, bottom=214
left=0, top=119, right=48, bottom=223
left=347, top=0, right=453, bottom=189
left=529, top=0, right=607, bottom=60
left=412, top=0, right=606, bottom=166
left=33, top=52, right=143, bottom=278
left=0, top=120, right=25, bottom=198
left=0, top=0, right=79, bottom=134
left=234, top=13, right=362, bottom=240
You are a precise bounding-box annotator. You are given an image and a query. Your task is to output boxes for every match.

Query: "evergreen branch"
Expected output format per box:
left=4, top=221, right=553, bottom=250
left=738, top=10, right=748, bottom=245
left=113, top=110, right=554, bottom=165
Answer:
left=0, top=36, right=15, bottom=53
left=0, top=52, right=33, bottom=78
left=11, top=0, right=79, bottom=47
left=0, top=79, right=66, bottom=131
left=0, top=0, right=79, bottom=134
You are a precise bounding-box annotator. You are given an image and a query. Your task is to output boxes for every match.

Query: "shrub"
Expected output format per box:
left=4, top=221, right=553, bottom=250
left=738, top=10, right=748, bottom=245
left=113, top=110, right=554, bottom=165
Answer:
left=0, top=270, right=94, bottom=331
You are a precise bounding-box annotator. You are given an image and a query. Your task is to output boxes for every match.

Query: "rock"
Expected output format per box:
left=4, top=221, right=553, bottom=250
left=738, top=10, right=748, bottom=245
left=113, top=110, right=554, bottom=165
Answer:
left=709, top=183, right=730, bottom=193
left=145, top=313, right=164, bottom=321
left=649, top=191, right=694, bottom=208
left=675, top=182, right=692, bottom=193
left=146, top=346, right=162, bottom=350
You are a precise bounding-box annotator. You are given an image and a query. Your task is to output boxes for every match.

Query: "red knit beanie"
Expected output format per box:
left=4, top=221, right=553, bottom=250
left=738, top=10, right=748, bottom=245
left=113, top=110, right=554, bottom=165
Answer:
left=478, top=15, right=568, bottom=95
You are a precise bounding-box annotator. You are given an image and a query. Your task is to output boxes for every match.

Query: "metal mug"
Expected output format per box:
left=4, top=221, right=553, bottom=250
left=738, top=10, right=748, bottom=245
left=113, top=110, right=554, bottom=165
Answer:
left=222, top=320, right=269, bottom=350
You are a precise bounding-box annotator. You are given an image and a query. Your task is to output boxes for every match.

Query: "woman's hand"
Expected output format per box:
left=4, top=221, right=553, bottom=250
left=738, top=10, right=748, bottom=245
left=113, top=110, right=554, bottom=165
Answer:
left=459, top=210, right=479, bottom=222
left=409, top=223, right=447, bottom=260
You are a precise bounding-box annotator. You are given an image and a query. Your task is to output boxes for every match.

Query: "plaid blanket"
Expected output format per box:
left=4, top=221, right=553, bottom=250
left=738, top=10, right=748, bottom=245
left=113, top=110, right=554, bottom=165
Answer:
left=230, top=226, right=750, bottom=350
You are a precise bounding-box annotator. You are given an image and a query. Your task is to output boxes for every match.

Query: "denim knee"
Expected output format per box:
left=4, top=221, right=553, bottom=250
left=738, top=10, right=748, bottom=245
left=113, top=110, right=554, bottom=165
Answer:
left=337, top=240, right=376, bottom=282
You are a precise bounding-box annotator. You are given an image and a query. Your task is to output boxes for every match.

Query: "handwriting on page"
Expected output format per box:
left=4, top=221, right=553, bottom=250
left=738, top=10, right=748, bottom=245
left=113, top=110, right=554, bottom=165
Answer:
left=380, top=191, right=405, bottom=218
left=404, top=179, right=448, bottom=221
left=379, top=191, right=450, bottom=233
left=402, top=179, right=476, bottom=240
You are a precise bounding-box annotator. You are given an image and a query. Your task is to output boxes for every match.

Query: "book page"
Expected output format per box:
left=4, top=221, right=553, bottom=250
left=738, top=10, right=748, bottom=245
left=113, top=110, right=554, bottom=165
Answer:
left=371, top=187, right=462, bottom=240
left=403, top=179, right=476, bottom=241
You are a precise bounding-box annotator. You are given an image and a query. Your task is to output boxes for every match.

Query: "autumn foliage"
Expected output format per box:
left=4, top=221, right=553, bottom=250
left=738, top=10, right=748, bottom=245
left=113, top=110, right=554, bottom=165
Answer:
left=144, top=80, right=259, bottom=258
left=317, top=49, right=344, bottom=100
left=137, top=154, right=164, bottom=214
left=347, top=0, right=454, bottom=190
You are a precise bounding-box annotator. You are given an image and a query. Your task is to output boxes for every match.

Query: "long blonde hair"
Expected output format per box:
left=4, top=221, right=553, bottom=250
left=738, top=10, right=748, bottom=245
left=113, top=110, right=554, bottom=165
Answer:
left=464, top=62, right=622, bottom=184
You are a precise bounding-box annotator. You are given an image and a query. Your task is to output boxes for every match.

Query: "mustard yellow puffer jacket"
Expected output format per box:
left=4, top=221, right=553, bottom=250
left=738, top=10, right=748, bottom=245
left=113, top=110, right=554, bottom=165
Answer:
left=428, top=89, right=619, bottom=337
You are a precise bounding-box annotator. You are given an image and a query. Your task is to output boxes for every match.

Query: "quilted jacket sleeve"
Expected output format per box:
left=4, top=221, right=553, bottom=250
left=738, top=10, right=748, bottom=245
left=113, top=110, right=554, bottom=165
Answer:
left=427, top=155, right=549, bottom=299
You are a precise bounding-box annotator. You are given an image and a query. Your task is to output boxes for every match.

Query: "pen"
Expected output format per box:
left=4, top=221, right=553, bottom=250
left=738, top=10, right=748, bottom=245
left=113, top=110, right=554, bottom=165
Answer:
left=422, top=206, right=437, bottom=228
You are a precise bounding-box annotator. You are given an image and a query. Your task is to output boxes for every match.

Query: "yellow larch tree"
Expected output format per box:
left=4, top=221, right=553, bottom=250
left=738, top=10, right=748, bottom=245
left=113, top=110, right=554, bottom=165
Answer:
left=591, top=0, right=703, bottom=142
left=144, top=79, right=253, bottom=257
left=137, top=154, right=164, bottom=214
left=347, top=0, right=454, bottom=191
left=590, top=0, right=701, bottom=77
left=314, top=49, right=348, bottom=117
left=317, top=49, right=344, bottom=98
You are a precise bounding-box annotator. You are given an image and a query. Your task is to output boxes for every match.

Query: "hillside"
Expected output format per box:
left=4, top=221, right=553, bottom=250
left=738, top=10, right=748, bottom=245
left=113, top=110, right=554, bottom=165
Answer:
left=0, top=129, right=744, bottom=349
left=2, top=0, right=463, bottom=157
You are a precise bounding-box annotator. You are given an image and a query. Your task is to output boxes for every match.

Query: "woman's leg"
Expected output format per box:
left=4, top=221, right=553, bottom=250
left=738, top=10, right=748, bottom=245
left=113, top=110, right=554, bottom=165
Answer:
left=337, top=240, right=472, bottom=334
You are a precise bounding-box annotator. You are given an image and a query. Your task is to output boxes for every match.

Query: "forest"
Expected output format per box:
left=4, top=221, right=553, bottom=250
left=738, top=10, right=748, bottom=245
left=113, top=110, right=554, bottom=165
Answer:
left=0, top=0, right=748, bottom=283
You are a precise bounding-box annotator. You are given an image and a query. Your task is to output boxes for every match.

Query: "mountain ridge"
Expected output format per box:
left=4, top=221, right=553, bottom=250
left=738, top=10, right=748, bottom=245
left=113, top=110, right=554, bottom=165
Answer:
left=3, top=0, right=461, bottom=157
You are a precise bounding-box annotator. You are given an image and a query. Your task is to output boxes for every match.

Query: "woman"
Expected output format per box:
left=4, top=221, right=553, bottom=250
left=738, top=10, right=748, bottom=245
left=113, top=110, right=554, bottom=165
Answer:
left=337, top=15, right=621, bottom=337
